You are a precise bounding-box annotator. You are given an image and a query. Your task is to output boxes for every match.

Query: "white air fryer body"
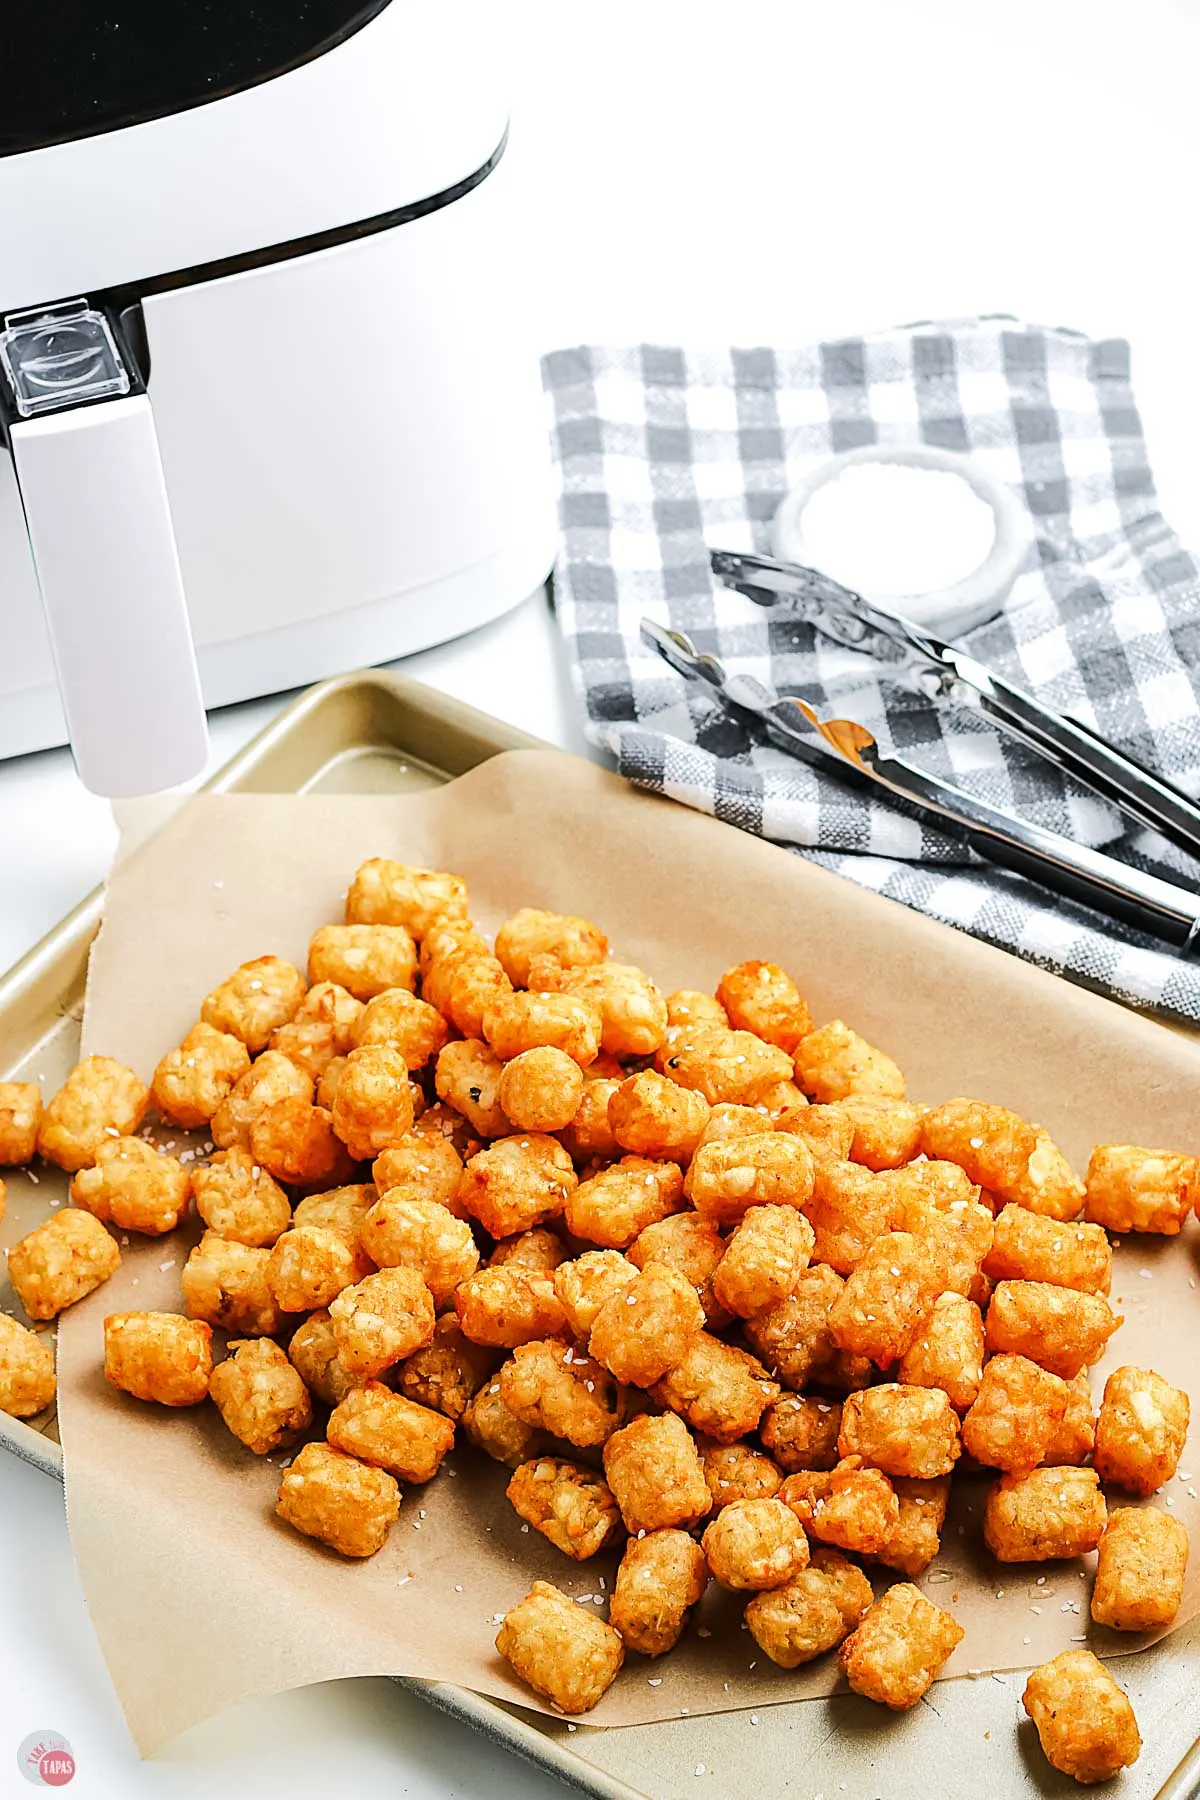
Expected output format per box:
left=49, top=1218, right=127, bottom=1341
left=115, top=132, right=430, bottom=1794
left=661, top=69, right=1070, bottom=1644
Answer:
left=0, top=3, right=554, bottom=782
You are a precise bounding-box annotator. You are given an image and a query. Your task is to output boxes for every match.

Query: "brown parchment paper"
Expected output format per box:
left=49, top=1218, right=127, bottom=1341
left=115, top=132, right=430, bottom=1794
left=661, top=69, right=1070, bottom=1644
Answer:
left=55, top=750, right=1200, bottom=1752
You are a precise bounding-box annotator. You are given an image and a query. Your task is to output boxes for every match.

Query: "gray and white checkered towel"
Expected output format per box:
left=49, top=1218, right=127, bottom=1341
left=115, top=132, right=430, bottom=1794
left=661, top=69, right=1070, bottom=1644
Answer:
left=543, top=319, right=1200, bottom=1023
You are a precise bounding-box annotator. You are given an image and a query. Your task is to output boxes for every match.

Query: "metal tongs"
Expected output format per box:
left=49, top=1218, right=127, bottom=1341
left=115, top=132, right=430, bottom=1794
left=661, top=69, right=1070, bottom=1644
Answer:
left=639, top=549, right=1200, bottom=953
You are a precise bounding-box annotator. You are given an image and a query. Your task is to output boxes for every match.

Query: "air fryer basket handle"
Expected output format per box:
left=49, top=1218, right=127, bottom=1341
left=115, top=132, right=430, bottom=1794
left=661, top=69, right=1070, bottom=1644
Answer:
left=9, top=394, right=208, bottom=796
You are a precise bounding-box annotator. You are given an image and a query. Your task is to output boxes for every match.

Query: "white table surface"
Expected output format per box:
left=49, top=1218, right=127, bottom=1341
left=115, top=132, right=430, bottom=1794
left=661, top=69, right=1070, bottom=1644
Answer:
left=6, top=0, right=1200, bottom=1792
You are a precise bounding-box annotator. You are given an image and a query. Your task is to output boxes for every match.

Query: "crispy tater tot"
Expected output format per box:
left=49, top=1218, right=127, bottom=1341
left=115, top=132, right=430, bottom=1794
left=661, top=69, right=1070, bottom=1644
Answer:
left=0, top=1081, right=41, bottom=1165
left=887, top=1193, right=994, bottom=1299
left=696, top=1102, right=774, bottom=1149
left=497, top=1047, right=585, bottom=1134
left=499, top=1337, right=621, bottom=1447
left=607, top=1070, right=710, bottom=1163
left=8, top=1208, right=120, bottom=1319
left=544, top=962, right=668, bottom=1058
left=494, top=908, right=607, bottom=987
left=838, top=1383, right=961, bottom=1478
left=36, top=1055, right=149, bottom=1172
left=463, top=1377, right=547, bottom=1466
left=961, top=1353, right=1069, bottom=1473
left=663, top=1027, right=794, bottom=1107
left=984, top=1204, right=1111, bottom=1294
left=329, top=1043, right=415, bottom=1162
left=628, top=1209, right=729, bottom=1327
left=827, top=1231, right=943, bottom=1365
left=984, top=1466, right=1107, bottom=1561
left=589, top=1260, right=704, bottom=1388
left=1092, top=1506, right=1189, bottom=1630
left=419, top=914, right=486, bottom=977
left=666, top=989, right=728, bottom=1032
left=396, top=1314, right=497, bottom=1420
left=779, top=1456, right=899, bottom=1555
left=209, top=1336, right=311, bottom=1453
left=182, top=1231, right=282, bottom=1336
left=651, top=1331, right=779, bottom=1442
left=250, top=1098, right=356, bottom=1190
left=761, top=1396, right=843, bottom=1472
left=371, top=1133, right=463, bottom=1214
left=454, top=1266, right=567, bottom=1348
left=702, top=1496, right=809, bottom=1591
left=803, top=1158, right=890, bottom=1274
left=836, top=1096, right=923, bottom=1171
left=345, top=858, right=468, bottom=937
left=211, top=1050, right=311, bottom=1151
left=287, top=1308, right=359, bottom=1406
left=483, top=990, right=602, bottom=1067
left=1084, top=1143, right=1197, bottom=1235
left=0, top=1313, right=56, bottom=1417
left=70, top=1135, right=190, bottom=1236
left=985, top=1281, right=1121, bottom=1379
left=351, top=986, right=448, bottom=1071
left=496, top=1579, right=624, bottom=1714
left=1023, top=1649, right=1141, bottom=1785
left=700, top=1439, right=783, bottom=1509
left=713, top=1204, right=814, bottom=1320
left=103, top=1311, right=213, bottom=1406
left=871, top=1475, right=950, bottom=1577
left=201, top=955, right=306, bottom=1052
left=745, top=1546, right=872, bottom=1668
left=291, top=1181, right=376, bottom=1248
left=564, top=1156, right=684, bottom=1247
left=1094, top=1365, right=1190, bottom=1495
left=445, top=953, right=513, bottom=1042
left=327, top=1380, right=454, bottom=1482
left=716, top=959, right=812, bottom=1053
left=151, top=1022, right=251, bottom=1129
left=610, top=1529, right=709, bottom=1655
left=272, top=979, right=363, bottom=1064
left=793, top=1019, right=906, bottom=1104
left=1004, top=1127, right=1086, bottom=1221
left=358, top=1194, right=478, bottom=1305
left=603, top=1411, right=711, bottom=1534
left=744, top=1264, right=872, bottom=1394
left=307, top=922, right=417, bottom=1002
left=758, top=1078, right=809, bottom=1131
left=877, top=1157, right=980, bottom=1210
left=685, top=1132, right=814, bottom=1224
left=457, top=1133, right=577, bottom=1239
left=553, top=1250, right=638, bottom=1338
left=897, top=1292, right=984, bottom=1411
left=919, top=1098, right=1037, bottom=1198
left=507, top=1455, right=623, bottom=1557
left=559, top=1078, right=620, bottom=1164
left=776, top=1103, right=856, bottom=1163
left=1041, top=1373, right=1096, bottom=1467
left=276, top=1441, right=400, bottom=1558
left=266, top=1224, right=361, bottom=1311
left=328, top=1266, right=435, bottom=1377
left=837, top=1582, right=963, bottom=1710
left=489, top=1227, right=567, bottom=1270
left=192, top=1146, right=292, bottom=1247
left=412, top=1099, right=482, bottom=1162
left=433, top=1039, right=511, bottom=1140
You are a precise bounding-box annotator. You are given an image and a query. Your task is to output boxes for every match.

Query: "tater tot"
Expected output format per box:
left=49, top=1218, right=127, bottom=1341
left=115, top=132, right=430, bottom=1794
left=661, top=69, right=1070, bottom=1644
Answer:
left=985, top=1281, right=1121, bottom=1379
left=266, top=1224, right=361, bottom=1311
left=307, top=923, right=417, bottom=1001
left=454, top=1266, right=567, bottom=1348
left=182, top=1231, right=282, bottom=1336
left=151, top=1022, right=251, bottom=1128
left=745, top=1546, right=873, bottom=1668
left=268, top=1016, right=341, bottom=1086
left=779, top=1456, right=899, bottom=1556
left=211, top=1050, right=311, bottom=1150
left=494, top=908, right=608, bottom=987
left=984, top=1205, right=1111, bottom=1294
left=396, top=1314, right=498, bottom=1420
left=1084, top=1143, right=1197, bottom=1234
left=445, top=953, right=514, bottom=1042
left=327, top=1380, right=454, bottom=1482
left=8, top=1208, right=120, bottom=1320
left=628, top=1209, right=729, bottom=1327
left=603, top=1411, right=711, bottom=1534
left=961, top=1353, right=1069, bottom=1473
left=1023, top=1651, right=1141, bottom=1784
left=877, top=1158, right=980, bottom=1211
left=702, top=1496, right=809, bottom=1591
left=685, top=1132, right=814, bottom=1224
left=838, top=1384, right=961, bottom=1479
left=420, top=915, right=487, bottom=978
left=0, top=1081, right=41, bottom=1165
left=827, top=1231, right=942, bottom=1365
left=588, top=1260, right=704, bottom=1387
left=836, top=1096, right=923, bottom=1171
left=1006, top=1127, right=1086, bottom=1221
left=271, top=979, right=363, bottom=1069
left=559, top=1078, right=621, bottom=1164
left=36, top=1055, right=149, bottom=1172
left=0, top=1313, right=56, bottom=1417
left=716, top=959, right=812, bottom=1052
left=744, top=1264, right=872, bottom=1394
left=837, top=1582, right=963, bottom=1710
left=103, top=1310, right=213, bottom=1406
left=793, top=1019, right=906, bottom=1104
left=463, top=1377, right=547, bottom=1466
left=651, top=1331, right=779, bottom=1442
left=802, top=1158, right=890, bottom=1273
left=499, top=1338, right=621, bottom=1447
left=1093, top=1365, right=1190, bottom=1495
left=276, top=1441, right=400, bottom=1558
left=351, top=986, right=449, bottom=1070
left=696, top=1102, right=775, bottom=1149
left=700, top=1439, right=783, bottom=1508
left=70, top=1136, right=190, bottom=1236
left=250, top=1098, right=356, bottom=1190
left=887, top=1193, right=994, bottom=1298
left=610, top=1529, right=709, bottom=1655
left=372, top=1133, right=463, bottom=1212
left=712, top=1204, right=814, bottom=1320
left=329, top=1267, right=435, bottom=1377
left=1041, top=1373, right=1096, bottom=1467
left=496, top=1579, right=624, bottom=1714
left=897, top=1292, right=984, bottom=1412
left=984, top=1466, right=1107, bottom=1561
left=666, top=989, right=728, bottom=1033
left=546, top=962, right=668, bottom=1058
left=358, top=1194, right=478, bottom=1305
left=507, top=1455, right=623, bottom=1558
left=329, top=1044, right=415, bottom=1162
left=201, top=955, right=306, bottom=1052
left=758, top=1078, right=809, bottom=1131
left=192, top=1146, right=292, bottom=1247
left=457, top=1133, right=577, bottom=1239
left=209, top=1336, right=311, bottom=1452
left=287, top=1309, right=360, bottom=1407
left=663, top=1027, right=794, bottom=1107
left=497, top=1047, right=584, bottom=1133
left=292, top=1181, right=376, bottom=1248
left=434, top=1039, right=512, bottom=1140
left=483, top=989, right=602, bottom=1068
left=564, top=1156, right=684, bottom=1248
left=919, top=1098, right=1037, bottom=1198
left=776, top=1103, right=856, bottom=1163
left=345, top=858, right=468, bottom=937
left=607, top=1070, right=709, bottom=1164
left=871, top=1475, right=950, bottom=1577
left=488, top=1227, right=567, bottom=1271
left=412, top=1100, right=481, bottom=1162
left=553, top=1250, right=638, bottom=1339
left=1092, top=1506, right=1189, bottom=1630
left=761, top=1396, right=843, bottom=1472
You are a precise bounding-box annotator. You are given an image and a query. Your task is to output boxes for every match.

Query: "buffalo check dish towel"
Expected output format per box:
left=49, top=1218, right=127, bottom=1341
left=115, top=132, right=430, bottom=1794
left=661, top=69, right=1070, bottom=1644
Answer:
left=542, top=318, right=1200, bottom=1023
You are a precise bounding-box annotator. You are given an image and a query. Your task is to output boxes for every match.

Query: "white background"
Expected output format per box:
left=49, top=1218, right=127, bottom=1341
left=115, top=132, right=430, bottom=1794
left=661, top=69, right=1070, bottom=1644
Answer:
left=3, top=1, right=1200, bottom=1794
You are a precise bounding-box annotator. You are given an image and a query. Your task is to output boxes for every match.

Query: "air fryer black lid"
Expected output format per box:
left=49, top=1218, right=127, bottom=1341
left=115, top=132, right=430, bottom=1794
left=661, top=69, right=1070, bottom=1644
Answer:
left=1, top=0, right=393, bottom=158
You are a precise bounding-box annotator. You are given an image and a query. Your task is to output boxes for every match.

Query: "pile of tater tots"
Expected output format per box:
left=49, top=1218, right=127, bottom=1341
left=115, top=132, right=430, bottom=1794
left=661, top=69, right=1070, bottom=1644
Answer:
left=1, top=856, right=1196, bottom=1782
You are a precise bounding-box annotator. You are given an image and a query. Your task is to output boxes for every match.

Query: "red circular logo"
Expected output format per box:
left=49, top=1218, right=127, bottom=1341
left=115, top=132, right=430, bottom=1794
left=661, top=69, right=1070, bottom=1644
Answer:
left=38, top=1750, right=75, bottom=1788
left=17, top=1733, right=76, bottom=1788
